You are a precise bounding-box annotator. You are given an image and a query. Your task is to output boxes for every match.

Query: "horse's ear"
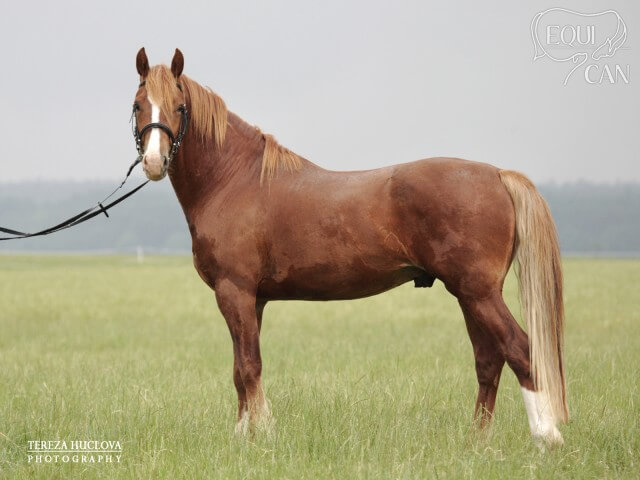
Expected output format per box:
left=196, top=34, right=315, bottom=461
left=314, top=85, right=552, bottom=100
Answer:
left=171, top=48, right=184, bottom=79
left=136, top=47, right=149, bottom=78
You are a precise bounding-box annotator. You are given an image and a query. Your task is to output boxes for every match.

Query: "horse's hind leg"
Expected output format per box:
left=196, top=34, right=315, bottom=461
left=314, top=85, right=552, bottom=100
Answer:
left=461, top=306, right=505, bottom=427
left=458, top=292, right=563, bottom=445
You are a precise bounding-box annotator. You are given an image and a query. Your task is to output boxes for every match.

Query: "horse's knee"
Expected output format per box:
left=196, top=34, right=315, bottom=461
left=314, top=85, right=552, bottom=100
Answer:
left=238, top=359, right=262, bottom=390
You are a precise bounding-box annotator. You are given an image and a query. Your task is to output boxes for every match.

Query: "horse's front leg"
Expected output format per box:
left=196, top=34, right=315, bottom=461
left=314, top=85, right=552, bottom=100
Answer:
left=215, top=279, right=271, bottom=435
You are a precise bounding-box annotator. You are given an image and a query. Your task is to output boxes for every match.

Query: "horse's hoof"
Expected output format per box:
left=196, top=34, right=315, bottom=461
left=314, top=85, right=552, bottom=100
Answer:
left=233, top=411, right=275, bottom=440
left=234, top=411, right=249, bottom=437
left=252, top=413, right=276, bottom=440
left=533, top=425, right=564, bottom=451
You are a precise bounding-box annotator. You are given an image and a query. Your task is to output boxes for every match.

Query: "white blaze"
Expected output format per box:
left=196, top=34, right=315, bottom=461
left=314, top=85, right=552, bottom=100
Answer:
left=144, top=99, right=161, bottom=157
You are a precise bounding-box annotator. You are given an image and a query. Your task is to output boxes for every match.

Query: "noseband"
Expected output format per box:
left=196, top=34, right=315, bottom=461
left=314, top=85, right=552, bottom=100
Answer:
left=131, top=101, right=189, bottom=164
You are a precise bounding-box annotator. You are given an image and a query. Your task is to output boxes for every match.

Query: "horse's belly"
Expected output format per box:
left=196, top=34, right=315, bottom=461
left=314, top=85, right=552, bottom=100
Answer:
left=257, top=263, right=423, bottom=300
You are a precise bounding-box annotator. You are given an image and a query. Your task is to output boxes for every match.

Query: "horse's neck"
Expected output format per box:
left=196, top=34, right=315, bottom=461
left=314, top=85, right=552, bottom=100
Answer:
left=169, top=112, right=264, bottom=214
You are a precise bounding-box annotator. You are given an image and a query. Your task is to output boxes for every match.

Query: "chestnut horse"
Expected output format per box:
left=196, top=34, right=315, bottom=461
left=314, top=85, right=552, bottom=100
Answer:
left=132, top=48, right=568, bottom=447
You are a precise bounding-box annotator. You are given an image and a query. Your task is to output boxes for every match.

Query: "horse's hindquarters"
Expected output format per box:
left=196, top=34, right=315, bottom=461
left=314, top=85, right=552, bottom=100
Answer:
left=387, top=158, right=517, bottom=298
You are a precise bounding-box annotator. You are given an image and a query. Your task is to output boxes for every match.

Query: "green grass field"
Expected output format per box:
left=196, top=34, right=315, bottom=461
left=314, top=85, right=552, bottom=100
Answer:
left=0, top=256, right=638, bottom=479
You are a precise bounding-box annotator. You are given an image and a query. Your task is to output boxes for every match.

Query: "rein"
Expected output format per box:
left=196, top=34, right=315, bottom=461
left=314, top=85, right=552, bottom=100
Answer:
left=0, top=102, right=189, bottom=241
left=0, top=160, right=148, bottom=241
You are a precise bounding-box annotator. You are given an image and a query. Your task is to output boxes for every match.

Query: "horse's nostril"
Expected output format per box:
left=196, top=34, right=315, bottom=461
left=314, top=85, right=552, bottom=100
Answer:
left=142, top=157, right=148, bottom=166
left=163, top=156, right=169, bottom=167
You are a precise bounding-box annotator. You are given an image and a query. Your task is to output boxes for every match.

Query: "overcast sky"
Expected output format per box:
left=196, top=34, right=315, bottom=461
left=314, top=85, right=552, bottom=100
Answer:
left=0, top=0, right=637, bottom=183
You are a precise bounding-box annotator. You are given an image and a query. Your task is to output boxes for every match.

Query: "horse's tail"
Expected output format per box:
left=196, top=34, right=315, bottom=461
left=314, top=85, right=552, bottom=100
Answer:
left=499, top=170, right=568, bottom=424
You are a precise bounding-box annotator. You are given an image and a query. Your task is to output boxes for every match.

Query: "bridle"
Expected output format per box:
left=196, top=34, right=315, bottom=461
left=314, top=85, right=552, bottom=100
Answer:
left=131, top=82, right=189, bottom=165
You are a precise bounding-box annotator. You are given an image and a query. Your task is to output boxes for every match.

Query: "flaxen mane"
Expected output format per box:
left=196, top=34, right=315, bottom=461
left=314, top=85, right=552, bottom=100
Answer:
left=259, top=134, right=302, bottom=185
left=145, top=65, right=301, bottom=184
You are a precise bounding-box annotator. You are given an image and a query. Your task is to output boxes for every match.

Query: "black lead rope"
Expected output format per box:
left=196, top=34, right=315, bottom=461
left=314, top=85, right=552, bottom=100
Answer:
left=0, top=101, right=189, bottom=241
left=0, top=157, right=148, bottom=241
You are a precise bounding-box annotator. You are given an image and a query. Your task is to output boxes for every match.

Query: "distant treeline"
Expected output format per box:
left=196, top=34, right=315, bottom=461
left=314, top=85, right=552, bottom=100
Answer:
left=0, top=180, right=638, bottom=255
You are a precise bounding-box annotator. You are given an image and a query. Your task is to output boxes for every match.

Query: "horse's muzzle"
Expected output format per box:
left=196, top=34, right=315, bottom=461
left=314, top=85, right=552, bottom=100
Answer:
left=142, top=154, right=169, bottom=180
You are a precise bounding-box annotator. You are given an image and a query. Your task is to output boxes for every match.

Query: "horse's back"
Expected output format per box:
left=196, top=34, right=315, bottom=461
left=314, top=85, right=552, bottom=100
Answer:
left=256, top=157, right=515, bottom=299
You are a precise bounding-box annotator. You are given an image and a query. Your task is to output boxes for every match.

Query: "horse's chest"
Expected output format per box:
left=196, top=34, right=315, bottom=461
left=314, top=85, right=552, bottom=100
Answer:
left=190, top=226, right=263, bottom=288
left=192, top=246, right=220, bottom=288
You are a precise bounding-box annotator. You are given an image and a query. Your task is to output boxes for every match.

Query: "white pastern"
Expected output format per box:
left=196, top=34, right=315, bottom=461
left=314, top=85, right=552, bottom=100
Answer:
left=144, top=99, right=161, bottom=156
left=521, top=387, right=563, bottom=448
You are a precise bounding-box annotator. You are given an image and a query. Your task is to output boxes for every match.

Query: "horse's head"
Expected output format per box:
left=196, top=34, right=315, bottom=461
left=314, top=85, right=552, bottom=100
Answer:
left=133, top=48, right=188, bottom=181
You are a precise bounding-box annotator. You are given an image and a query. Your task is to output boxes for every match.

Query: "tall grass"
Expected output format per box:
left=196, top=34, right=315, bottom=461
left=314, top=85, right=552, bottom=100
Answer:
left=0, top=256, right=638, bottom=478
